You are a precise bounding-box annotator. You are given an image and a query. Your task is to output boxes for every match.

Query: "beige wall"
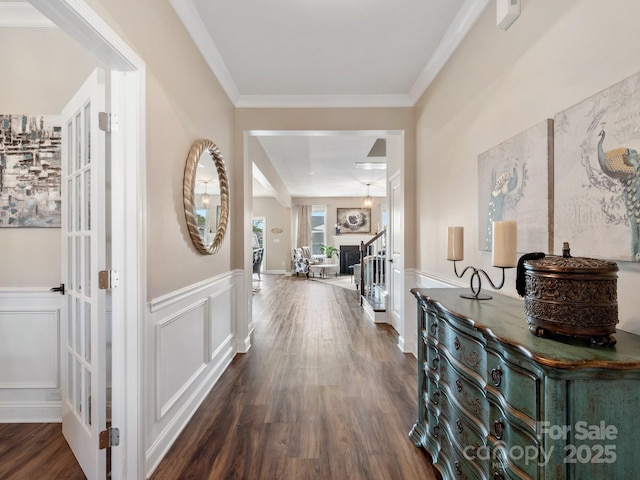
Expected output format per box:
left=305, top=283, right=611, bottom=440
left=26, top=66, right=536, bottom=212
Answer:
left=252, top=197, right=291, bottom=272
left=86, top=0, right=236, bottom=299
left=414, top=0, right=640, bottom=333
left=0, top=28, right=103, bottom=287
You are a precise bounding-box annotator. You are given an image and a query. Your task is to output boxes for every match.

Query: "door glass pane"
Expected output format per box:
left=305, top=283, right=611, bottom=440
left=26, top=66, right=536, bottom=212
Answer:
left=67, top=237, right=74, bottom=291
left=84, top=303, right=91, bottom=362
left=66, top=122, right=73, bottom=175
left=75, top=359, right=82, bottom=415
left=67, top=178, right=73, bottom=231
left=67, top=296, right=74, bottom=346
left=68, top=352, right=74, bottom=408
left=85, top=236, right=91, bottom=296
left=85, top=170, right=91, bottom=231
left=76, top=237, right=82, bottom=294
left=75, top=113, right=81, bottom=171
left=84, top=369, right=91, bottom=427
left=76, top=299, right=83, bottom=354
left=76, top=175, right=81, bottom=232
left=84, top=103, right=91, bottom=165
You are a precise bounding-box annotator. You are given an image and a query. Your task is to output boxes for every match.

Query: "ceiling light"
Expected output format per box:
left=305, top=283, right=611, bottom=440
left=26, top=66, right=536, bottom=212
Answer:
left=201, top=181, right=210, bottom=206
left=354, top=162, right=386, bottom=170
left=362, top=183, right=373, bottom=209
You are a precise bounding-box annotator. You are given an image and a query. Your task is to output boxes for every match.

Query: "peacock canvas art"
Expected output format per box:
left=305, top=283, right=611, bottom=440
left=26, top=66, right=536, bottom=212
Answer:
left=477, top=119, right=554, bottom=255
left=554, top=71, right=640, bottom=262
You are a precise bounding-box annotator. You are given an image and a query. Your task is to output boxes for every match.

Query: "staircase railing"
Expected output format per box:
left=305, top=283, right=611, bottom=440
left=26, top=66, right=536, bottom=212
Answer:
left=359, top=229, right=387, bottom=306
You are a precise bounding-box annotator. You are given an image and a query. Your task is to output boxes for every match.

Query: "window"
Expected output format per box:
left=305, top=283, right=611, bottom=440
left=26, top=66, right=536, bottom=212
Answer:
left=311, top=205, right=326, bottom=255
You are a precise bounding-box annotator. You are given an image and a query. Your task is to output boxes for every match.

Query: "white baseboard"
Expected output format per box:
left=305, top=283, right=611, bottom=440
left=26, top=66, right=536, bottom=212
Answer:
left=0, top=401, right=61, bottom=423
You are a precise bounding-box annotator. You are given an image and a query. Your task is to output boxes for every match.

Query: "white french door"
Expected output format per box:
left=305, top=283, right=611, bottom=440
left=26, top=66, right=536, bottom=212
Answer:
left=61, top=68, right=108, bottom=479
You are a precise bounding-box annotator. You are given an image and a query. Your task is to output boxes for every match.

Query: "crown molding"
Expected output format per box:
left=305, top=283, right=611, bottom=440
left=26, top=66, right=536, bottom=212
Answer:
left=0, top=2, right=55, bottom=27
left=235, top=94, right=414, bottom=109
left=168, top=0, right=240, bottom=104
left=408, top=0, right=491, bottom=104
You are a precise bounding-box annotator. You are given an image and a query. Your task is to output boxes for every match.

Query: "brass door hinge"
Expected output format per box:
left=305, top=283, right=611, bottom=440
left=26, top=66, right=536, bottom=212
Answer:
left=98, top=112, right=119, bottom=132
left=99, top=427, right=120, bottom=449
left=98, top=270, right=119, bottom=290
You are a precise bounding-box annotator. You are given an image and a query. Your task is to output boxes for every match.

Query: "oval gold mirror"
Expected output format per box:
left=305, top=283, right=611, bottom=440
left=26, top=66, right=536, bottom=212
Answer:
left=183, top=139, right=229, bottom=255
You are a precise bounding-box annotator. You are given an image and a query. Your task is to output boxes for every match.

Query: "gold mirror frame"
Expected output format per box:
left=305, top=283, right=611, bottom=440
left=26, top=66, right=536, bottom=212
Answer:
left=183, top=139, right=229, bottom=255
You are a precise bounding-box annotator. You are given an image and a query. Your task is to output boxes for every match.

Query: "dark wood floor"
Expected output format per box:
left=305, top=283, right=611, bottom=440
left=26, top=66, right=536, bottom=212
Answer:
left=0, top=274, right=435, bottom=480
left=0, top=422, right=85, bottom=479
left=152, top=274, right=435, bottom=479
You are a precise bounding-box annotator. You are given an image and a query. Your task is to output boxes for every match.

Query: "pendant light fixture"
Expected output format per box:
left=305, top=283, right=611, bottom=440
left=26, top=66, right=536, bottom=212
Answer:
left=362, top=183, right=373, bottom=209
left=201, top=181, right=210, bottom=207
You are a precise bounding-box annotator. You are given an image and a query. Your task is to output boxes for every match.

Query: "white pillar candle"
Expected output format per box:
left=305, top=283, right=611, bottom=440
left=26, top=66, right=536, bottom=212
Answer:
left=492, top=221, right=517, bottom=267
left=447, top=226, right=464, bottom=261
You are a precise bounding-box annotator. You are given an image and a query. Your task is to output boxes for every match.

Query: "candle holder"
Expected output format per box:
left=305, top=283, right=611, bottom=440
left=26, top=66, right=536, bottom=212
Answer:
left=451, top=261, right=510, bottom=300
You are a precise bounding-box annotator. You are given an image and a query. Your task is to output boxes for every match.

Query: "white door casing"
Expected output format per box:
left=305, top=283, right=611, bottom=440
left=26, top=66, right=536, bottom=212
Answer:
left=61, top=68, right=108, bottom=479
left=389, top=172, right=403, bottom=343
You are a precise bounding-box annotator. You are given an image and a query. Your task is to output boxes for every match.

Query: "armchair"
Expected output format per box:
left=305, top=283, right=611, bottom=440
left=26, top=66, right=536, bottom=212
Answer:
left=292, top=246, right=323, bottom=276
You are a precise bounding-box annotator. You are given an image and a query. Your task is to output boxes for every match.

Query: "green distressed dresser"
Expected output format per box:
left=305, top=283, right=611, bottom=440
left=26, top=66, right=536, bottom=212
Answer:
left=409, top=288, right=640, bottom=480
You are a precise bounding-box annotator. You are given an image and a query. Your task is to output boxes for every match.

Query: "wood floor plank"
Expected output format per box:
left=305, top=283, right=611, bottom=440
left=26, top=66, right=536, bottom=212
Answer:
left=151, top=274, right=435, bottom=480
left=0, top=423, right=85, bottom=479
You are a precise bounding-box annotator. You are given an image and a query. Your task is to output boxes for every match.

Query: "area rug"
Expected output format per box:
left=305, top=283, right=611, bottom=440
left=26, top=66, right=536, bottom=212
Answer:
left=309, top=274, right=359, bottom=292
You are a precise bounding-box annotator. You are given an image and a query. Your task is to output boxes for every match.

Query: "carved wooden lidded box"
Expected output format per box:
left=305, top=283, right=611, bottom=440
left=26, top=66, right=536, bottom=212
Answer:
left=522, top=243, right=618, bottom=346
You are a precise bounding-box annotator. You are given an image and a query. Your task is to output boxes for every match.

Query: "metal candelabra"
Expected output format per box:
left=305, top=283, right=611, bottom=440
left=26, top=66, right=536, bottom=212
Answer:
left=452, top=260, right=508, bottom=300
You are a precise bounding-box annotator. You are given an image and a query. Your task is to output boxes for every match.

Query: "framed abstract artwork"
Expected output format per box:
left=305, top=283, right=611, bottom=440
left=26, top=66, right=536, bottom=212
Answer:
left=554, top=72, right=640, bottom=262
left=0, top=114, right=62, bottom=227
left=477, top=119, right=554, bottom=254
left=337, top=207, right=371, bottom=234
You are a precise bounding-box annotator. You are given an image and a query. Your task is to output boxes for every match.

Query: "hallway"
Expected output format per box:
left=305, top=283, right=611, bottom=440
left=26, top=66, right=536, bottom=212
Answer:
left=151, top=274, right=435, bottom=479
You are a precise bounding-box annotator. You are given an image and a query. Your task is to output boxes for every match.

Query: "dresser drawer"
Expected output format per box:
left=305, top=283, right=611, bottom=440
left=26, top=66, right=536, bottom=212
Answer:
left=438, top=319, right=486, bottom=378
left=488, top=401, right=540, bottom=479
left=439, top=427, right=484, bottom=480
left=439, top=354, right=489, bottom=422
left=487, top=350, right=539, bottom=421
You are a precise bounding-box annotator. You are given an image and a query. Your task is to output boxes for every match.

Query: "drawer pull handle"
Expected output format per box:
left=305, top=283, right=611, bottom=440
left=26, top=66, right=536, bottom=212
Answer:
left=430, top=321, right=438, bottom=335
left=432, top=391, right=440, bottom=405
left=432, top=425, right=440, bottom=438
left=432, top=356, right=439, bottom=370
left=456, top=378, right=463, bottom=392
left=454, top=336, right=461, bottom=350
left=491, top=367, right=503, bottom=387
left=456, top=419, right=464, bottom=434
left=494, top=419, right=504, bottom=440
left=454, top=461, right=463, bottom=476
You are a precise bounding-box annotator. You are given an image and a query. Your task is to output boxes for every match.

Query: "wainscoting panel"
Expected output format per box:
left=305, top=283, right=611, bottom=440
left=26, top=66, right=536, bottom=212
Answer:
left=0, top=289, right=62, bottom=422
left=146, top=272, right=238, bottom=476
left=208, top=285, right=233, bottom=361
left=156, top=299, right=208, bottom=419
left=0, top=309, right=59, bottom=388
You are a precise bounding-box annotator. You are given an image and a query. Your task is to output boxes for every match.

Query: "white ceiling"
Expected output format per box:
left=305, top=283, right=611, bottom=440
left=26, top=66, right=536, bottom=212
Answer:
left=5, top=0, right=492, bottom=199
left=256, top=133, right=389, bottom=198
left=169, top=0, right=490, bottom=199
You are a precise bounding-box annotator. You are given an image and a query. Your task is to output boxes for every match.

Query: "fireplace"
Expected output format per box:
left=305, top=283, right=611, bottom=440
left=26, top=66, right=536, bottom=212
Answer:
left=339, top=245, right=360, bottom=274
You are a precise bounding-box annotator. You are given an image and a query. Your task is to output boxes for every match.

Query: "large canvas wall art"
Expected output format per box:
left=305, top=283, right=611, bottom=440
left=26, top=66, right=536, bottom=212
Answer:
left=337, top=207, right=371, bottom=234
left=554, top=72, right=640, bottom=262
left=478, top=119, right=553, bottom=254
left=0, top=114, right=62, bottom=227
